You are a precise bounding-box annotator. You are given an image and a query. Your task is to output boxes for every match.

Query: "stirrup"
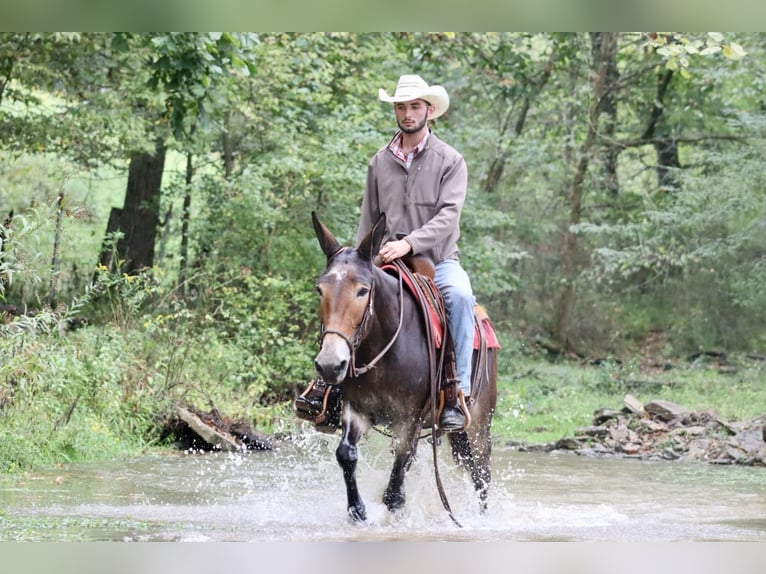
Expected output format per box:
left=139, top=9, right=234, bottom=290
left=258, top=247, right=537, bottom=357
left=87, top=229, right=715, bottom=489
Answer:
left=294, top=378, right=342, bottom=433
left=437, top=388, right=472, bottom=432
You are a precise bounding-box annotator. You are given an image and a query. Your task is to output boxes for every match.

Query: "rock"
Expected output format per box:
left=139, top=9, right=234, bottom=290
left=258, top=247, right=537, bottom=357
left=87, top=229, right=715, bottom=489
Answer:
left=727, top=430, right=765, bottom=458
left=687, top=438, right=711, bottom=459
left=623, top=394, right=645, bottom=415
left=592, top=408, right=623, bottom=426
left=660, top=448, right=681, bottom=460
left=608, top=425, right=630, bottom=445
left=644, top=399, right=687, bottom=422
left=520, top=442, right=554, bottom=453
left=725, top=445, right=748, bottom=463
left=670, top=425, right=706, bottom=437
left=577, top=443, right=613, bottom=457
left=616, top=442, right=641, bottom=455
left=637, top=419, right=668, bottom=433
left=518, top=395, right=766, bottom=468
left=554, top=437, right=582, bottom=450
left=575, top=425, right=610, bottom=438
left=714, top=418, right=738, bottom=436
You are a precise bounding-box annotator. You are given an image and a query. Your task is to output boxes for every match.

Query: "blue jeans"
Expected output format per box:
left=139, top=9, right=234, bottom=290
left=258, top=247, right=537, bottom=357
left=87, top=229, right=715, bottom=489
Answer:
left=434, top=258, right=475, bottom=397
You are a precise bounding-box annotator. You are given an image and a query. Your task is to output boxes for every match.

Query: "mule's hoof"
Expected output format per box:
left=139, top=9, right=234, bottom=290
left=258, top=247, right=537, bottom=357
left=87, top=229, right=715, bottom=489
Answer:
left=348, top=504, right=367, bottom=522
left=382, top=490, right=405, bottom=512
left=438, top=405, right=466, bottom=432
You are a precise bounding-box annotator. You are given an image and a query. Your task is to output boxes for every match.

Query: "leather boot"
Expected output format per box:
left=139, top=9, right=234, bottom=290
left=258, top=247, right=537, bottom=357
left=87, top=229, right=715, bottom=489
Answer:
left=294, top=378, right=342, bottom=433
left=439, top=378, right=466, bottom=431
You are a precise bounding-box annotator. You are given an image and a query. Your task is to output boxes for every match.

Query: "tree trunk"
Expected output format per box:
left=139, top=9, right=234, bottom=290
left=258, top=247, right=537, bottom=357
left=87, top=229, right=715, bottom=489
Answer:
left=99, top=139, right=166, bottom=274
left=654, top=137, right=681, bottom=190
left=592, top=32, right=620, bottom=195
left=0, top=210, right=13, bottom=295
left=222, top=110, right=234, bottom=179
left=552, top=32, right=618, bottom=348
left=47, top=192, right=64, bottom=308
left=641, top=69, right=681, bottom=191
left=178, top=151, right=193, bottom=296
left=482, top=50, right=556, bottom=194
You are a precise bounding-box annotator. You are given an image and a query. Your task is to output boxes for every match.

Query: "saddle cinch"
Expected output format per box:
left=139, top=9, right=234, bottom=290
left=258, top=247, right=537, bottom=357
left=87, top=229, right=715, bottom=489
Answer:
left=294, top=254, right=500, bottom=433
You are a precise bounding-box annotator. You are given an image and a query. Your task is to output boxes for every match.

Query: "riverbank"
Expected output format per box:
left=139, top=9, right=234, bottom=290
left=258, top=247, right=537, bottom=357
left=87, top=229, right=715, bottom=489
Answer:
left=166, top=360, right=766, bottom=468
left=489, top=351, right=766, bottom=450
left=507, top=393, right=766, bottom=466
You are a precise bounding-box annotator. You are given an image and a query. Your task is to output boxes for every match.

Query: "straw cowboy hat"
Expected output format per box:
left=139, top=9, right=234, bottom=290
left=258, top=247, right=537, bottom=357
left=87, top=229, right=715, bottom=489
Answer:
left=378, top=74, right=450, bottom=119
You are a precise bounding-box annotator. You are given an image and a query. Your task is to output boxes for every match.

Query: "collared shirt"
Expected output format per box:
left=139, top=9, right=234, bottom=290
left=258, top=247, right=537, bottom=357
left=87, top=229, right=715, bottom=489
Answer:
left=387, top=129, right=430, bottom=169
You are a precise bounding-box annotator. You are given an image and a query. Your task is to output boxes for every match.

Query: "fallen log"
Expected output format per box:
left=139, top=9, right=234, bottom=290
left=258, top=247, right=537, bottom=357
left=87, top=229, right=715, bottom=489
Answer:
left=176, top=406, right=242, bottom=452
left=170, top=405, right=272, bottom=452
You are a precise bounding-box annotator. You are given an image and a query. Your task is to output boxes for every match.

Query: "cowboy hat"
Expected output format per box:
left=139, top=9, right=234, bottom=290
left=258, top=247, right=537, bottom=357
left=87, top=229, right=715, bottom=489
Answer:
left=378, top=74, right=450, bottom=120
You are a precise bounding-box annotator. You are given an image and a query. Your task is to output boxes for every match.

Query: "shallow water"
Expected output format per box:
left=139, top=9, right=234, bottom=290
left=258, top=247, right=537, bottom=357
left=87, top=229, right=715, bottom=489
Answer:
left=1, top=431, right=765, bottom=541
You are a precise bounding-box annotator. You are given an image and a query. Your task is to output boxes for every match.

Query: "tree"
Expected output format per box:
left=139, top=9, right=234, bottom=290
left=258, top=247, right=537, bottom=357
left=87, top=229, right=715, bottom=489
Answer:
left=100, top=33, right=257, bottom=276
left=99, top=139, right=166, bottom=274
left=552, top=32, right=619, bottom=348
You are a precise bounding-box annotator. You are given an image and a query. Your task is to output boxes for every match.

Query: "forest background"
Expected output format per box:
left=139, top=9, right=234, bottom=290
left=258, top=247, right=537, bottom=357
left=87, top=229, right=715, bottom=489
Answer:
left=1, top=32, right=764, bottom=471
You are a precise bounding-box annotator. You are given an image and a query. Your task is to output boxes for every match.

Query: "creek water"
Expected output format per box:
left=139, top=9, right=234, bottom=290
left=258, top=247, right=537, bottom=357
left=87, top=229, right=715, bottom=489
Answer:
left=2, top=431, right=765, bottom=542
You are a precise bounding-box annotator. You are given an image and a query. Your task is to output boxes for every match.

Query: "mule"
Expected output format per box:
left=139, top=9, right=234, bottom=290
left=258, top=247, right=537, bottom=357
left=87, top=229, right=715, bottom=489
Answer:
left=311, top=211, right=498, bottom=523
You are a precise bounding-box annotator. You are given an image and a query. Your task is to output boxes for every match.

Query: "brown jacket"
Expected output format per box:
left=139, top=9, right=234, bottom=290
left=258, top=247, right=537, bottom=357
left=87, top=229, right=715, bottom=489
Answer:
left=356, top=132, right=468, bottom=264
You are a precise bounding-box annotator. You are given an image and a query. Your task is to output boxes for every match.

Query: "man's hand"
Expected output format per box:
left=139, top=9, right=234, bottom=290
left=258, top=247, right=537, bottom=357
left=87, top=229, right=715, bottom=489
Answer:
left=379, top=239, right=412, bottom=263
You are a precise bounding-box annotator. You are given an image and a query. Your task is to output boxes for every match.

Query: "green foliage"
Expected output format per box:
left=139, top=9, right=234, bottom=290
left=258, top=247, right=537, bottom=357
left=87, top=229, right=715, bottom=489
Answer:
left=0, top=33, right=160, bottom=164
left=0, top=323, right=152, bottom=472
left=579, top=116, right=766, bottom=352
left=2, top=33, right=766, bottom=470
left=142, top=32, right=257, bottom=139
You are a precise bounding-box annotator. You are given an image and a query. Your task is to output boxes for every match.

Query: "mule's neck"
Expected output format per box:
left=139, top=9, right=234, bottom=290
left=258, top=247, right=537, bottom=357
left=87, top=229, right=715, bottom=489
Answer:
left=357, top=266, right=411, bottom=358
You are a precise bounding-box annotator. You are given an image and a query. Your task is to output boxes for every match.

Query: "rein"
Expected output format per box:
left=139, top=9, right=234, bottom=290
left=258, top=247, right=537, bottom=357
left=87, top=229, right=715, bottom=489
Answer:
left=397, top=261, right=461, bottom=528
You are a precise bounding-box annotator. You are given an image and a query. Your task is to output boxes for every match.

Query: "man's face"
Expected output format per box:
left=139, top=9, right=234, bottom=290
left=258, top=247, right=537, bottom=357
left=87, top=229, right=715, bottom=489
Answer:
left=394, top=99, right=433, bottom=134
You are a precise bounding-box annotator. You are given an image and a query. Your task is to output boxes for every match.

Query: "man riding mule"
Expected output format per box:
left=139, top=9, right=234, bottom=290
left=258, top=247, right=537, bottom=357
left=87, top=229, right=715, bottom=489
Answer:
left=299, top=211, right=498, bottom=523
left=297, top=74, right=476, bottom=432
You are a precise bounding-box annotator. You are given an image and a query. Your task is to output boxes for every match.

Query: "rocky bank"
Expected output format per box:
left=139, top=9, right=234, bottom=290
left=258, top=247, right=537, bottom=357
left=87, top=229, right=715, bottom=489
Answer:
left=509, top=394, right=766, bottom=466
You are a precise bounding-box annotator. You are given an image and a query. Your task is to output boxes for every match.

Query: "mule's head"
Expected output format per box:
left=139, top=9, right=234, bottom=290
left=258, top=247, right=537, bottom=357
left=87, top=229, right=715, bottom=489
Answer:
left=311, top=211, right=386, bottom=384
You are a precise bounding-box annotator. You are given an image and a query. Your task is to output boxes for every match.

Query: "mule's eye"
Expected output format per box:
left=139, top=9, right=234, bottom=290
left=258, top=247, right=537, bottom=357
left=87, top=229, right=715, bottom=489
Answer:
left=315, top=285, right=323, bottom=297
left=357, top=286, right=369, bottom=298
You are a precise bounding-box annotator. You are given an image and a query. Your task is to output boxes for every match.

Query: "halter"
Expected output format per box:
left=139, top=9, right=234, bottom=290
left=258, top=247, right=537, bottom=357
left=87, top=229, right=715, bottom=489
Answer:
left=318, top=252, right=405, bottom=378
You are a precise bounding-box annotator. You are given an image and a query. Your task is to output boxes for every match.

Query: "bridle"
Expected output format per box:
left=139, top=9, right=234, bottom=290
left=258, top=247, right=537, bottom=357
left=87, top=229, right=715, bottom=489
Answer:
left=318, top=250, right=405, bottom=378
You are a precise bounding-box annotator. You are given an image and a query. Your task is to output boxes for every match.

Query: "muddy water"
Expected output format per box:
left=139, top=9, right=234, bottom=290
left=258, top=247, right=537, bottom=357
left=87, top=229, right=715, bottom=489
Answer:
left=1, top=431, right=765, bottom=542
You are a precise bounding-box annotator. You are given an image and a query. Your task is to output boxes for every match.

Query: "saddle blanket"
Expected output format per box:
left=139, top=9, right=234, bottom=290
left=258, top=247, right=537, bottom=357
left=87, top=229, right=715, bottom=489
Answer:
left=382, top=264, right=500, bottom=350
left=474, top=305, right=501, bottom=350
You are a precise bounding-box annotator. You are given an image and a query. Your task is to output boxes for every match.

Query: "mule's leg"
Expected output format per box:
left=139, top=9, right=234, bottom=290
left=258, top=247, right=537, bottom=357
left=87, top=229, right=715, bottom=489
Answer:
left=382, top=423, right=420, bottom=512
left=336, top=408, right=369, bottom=522
left=449, top=427, right=493, bottom=512
left=470, top=427, right=493, bottom=512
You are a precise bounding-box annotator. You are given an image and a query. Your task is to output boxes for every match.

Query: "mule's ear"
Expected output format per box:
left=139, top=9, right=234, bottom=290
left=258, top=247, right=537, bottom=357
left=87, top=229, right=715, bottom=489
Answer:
left=312, top=211, right=342, bottom=260
left=357, top=212, right=387, bottom=263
